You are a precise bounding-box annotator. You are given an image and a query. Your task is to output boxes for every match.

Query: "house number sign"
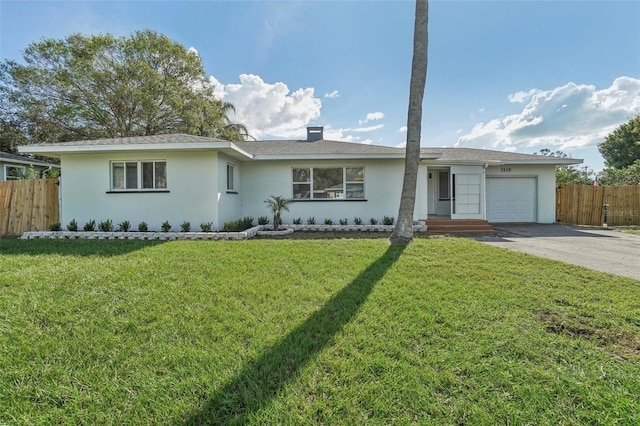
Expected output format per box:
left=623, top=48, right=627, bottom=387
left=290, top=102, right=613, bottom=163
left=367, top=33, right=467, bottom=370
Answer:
left=500, top=167, right=512, bottom=172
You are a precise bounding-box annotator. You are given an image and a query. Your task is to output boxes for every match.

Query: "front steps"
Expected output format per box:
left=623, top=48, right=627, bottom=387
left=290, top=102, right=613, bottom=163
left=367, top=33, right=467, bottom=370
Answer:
left=426, top=218, right=496, bottom=235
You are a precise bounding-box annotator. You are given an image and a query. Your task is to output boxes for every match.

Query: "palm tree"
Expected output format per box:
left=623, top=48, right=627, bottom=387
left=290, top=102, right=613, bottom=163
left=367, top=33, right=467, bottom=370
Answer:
left=264, top=195, right=291, bottom=231
left=390, top=0, right=429, bottom=245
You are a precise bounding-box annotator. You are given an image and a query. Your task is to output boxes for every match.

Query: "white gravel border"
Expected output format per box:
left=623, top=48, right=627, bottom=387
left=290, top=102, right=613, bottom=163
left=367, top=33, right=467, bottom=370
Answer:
left=21, top=223, right=427, bottom=240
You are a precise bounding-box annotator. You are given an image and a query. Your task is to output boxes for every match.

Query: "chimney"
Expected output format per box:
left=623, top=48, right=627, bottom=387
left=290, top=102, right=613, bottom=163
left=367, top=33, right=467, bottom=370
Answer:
left=306, top=126, right=323, bottom=141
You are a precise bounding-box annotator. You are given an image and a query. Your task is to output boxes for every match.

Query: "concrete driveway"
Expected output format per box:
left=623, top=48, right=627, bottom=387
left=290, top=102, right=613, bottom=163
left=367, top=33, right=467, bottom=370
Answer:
left=477, top=224, right=640, bottom=281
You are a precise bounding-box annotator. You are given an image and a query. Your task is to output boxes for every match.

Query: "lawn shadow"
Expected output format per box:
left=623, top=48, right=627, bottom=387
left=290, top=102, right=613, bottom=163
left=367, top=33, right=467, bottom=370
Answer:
left=0, top=238, right=165, bottom=257
left=182, top=244, right=406, bottom=425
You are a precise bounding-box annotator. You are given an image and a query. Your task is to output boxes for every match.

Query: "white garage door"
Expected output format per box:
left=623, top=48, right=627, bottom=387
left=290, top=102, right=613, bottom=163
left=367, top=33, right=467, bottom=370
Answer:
left=486, top=177, right=536, bottom=222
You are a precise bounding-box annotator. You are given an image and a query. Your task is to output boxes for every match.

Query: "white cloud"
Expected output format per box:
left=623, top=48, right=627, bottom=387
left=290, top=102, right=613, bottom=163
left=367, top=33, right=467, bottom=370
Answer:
left=508, top=88, right=541, bottom=103
left=359, top=112, right=385, bottom=125
left=457, top=76, right=640, bottom=153
left=324, top=90, right=339, bottom=99
left=322, top=126, right=374, bottom=145
left=398, top=126, right=407, bottom=133
left=349, top=124, right=384, bottom=133
left=208, top=73, right=322, bottom=139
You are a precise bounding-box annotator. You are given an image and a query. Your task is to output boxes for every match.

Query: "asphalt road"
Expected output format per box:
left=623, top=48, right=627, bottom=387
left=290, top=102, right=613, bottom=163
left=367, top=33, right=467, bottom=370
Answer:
left=477, top=224, right=640, bottom=281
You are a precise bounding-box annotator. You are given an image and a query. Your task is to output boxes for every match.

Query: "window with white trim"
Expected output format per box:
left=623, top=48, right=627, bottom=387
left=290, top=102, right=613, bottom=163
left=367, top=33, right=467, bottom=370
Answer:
left=292, top=167, right=364, bottom=199
left=226, top=163, right=235, bottom=191
left=4, top=165, right=26, bottom=180
left=111, top=161, right=167, bottom=190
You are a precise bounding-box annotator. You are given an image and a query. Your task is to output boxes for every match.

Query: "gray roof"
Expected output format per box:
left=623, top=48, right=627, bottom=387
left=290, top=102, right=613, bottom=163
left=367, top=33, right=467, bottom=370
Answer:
left=0, top=151, right=59, bottom=167
left=22, top=133, right=225, bottom=147
left=235, top=139, right=406, bottom=157
left=18, top=133, right=582, bottom=164
left=421, top=147, right=581, bottom=164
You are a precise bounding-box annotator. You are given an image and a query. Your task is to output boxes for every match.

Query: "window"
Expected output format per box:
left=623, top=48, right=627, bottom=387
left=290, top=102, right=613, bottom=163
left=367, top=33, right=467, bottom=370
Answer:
left=226, top=164, right=235, bottom=191
left=5, top=165, right=26, bottom=180
left=438, top=171, right=450, bottom=200
left=292, top=167, right=365, bottom=199
left=111, top=161, right=167, bottom=191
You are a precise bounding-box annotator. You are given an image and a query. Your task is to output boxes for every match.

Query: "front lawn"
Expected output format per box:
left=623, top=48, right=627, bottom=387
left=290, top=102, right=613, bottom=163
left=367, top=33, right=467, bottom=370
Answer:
left=1, top=238, right=638, bottom=424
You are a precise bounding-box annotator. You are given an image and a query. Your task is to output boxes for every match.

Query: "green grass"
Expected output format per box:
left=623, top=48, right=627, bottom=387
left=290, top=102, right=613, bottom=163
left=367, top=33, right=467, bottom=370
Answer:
left=1, top=238, right=639, bottom=425
left=617, top=227, right=640, bottom=235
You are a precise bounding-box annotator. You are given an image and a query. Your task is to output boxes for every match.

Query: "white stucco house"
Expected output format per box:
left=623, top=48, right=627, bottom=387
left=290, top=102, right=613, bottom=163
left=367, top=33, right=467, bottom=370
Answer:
left=0, top=152, right=59, bottom=181
left=18, top=127, right=582, bottom=231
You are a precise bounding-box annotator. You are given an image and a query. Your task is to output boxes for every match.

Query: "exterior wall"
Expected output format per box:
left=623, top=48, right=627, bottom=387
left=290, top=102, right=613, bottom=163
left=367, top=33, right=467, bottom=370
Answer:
left=58, top=151, right=220, bottom=231
left=216, top=153, right=243, bottom=229
left=239, top=159, right=428, bottom=225
left=486, top=164, right=557, bottom=223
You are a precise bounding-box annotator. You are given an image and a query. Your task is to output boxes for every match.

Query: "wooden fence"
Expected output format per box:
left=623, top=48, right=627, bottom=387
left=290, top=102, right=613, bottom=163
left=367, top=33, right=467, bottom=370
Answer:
left=556, top=184, right=640, bottom=226
left=0, top=178, right=59, bottom=236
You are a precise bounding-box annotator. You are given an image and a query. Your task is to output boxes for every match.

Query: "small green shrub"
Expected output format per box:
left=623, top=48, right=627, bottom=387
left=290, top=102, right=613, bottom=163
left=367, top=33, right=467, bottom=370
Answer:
left=98, top=219, right=113, bottom=232
left=369, top=217, right=378, bottom=225
left=49, top=222, right=61, bottom=231
left=293, top=217, right=302, bottom=225
left=180, top=221, right=191, bottom=232
left=161, top=221, right=171, bottom=232
left=67, top=219, right=78, bottom=232
left=324, top=218, right=333, bottom=225
left=339, top=218, right=348, bottom=226
left=83, top=219, right=96, bottom=232
left=138, top=222, right=148, bottom=232
left=306, top=217, right=316, bottom=225
left=258, top=216, right=270, bottom=225
left=354, top=217, right=363, bottom=225
left=383, top=216, right=395, bottom=225
left=200, top=222, right=213, bottom=232
left=223, top=216, right=254, bottom=232
left=118, top=220, right=131, bottom=232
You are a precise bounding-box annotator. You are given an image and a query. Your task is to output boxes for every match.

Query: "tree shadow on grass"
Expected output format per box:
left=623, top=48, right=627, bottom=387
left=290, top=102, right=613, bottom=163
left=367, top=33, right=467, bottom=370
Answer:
left=182, top=244, right=406, bottom=425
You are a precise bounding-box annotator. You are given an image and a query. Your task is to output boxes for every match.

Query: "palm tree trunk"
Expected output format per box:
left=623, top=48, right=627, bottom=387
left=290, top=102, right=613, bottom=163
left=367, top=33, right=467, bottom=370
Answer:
left=390, top=0, right=429, bottom=245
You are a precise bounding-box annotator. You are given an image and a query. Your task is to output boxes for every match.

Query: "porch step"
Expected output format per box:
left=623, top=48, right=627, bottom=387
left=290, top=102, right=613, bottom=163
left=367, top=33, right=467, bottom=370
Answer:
left=425, top=219, right=497, bottom=235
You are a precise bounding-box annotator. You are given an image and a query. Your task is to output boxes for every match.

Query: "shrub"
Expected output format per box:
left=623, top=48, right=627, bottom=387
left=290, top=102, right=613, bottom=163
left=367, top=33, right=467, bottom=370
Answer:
left=98, top=219, right=113, bottom=232
left=306, top=217, right=316, bottom=225
left=339, top=218, right=348, bottom=226
left=161, top=221, right=171, bottom=232
left=83, top=219, right=96, bottom=231
left=383, top=216, right=395, bottom=225
left=118, top=220, right=131, bottom=232
left=49, top=222, right=61, bottom=231
left=354, top=217, right=363, bottom=225
left=369, top=217, right=378, bottom=225
left=180, top=221, right=191, bottom=232
left=324, top=218, right=333, bottom=225
left=258, top=216, right=270, bottom=225
left=293, top=217, right=302, bottom=225
left=264, top=195, right=291, bottom=231
left=200, top=222, right=213, bottom=232
left=67, top=219, right=78, bottom=232
left=138, top=222, right=148, bottom=232
left=223, top=216, right=254, bottom=232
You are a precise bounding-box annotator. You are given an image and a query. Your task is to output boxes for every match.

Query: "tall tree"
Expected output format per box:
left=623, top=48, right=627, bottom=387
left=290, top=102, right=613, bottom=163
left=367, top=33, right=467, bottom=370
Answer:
left=0, top=30, right=247, bottom=143
left=391, top=0, right=429, bottom=245
left=598, top=114, right=640, bottom=169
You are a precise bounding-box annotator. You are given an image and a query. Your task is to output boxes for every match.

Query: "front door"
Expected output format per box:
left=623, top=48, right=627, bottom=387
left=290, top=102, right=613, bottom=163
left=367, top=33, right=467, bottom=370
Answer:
left=450, top=165, right=484, bottom=220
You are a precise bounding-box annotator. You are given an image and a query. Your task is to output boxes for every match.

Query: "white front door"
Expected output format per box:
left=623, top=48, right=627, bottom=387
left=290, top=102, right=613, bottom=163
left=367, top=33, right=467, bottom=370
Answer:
left=450, top=165, right=484, bottom=220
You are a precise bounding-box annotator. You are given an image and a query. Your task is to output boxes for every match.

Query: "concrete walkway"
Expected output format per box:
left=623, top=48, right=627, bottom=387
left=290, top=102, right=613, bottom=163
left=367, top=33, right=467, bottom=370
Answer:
left=477, top=224, right=640, bottom=281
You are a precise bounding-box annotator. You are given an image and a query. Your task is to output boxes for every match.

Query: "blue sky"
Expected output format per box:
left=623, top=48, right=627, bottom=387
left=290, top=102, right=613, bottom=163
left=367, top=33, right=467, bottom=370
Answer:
left=1, top=1, right=639, bottom=172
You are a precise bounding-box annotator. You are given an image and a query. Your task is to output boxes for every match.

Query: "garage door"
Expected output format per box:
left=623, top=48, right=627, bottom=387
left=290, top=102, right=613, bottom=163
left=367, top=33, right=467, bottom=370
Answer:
left=486, top=177, right=536, bottom=222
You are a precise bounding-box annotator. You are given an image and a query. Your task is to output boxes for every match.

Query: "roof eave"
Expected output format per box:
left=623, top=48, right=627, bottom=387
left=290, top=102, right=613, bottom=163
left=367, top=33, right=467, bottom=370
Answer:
left=250, top=153, right=409, bottom=161
left=19, top=142, right=254, bottom=160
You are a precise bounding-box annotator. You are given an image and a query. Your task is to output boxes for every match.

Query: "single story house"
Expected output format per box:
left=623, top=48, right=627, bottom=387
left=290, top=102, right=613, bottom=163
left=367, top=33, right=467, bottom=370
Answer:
left=0, top=151, right=60, bottom=181
left=18, top=127, right=582, bottom=231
